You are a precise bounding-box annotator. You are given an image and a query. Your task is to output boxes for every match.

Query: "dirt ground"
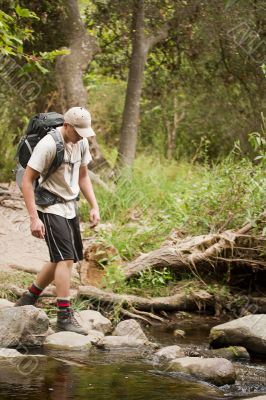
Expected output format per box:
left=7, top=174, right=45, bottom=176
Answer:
left=0, top=182, right=49, bottom=273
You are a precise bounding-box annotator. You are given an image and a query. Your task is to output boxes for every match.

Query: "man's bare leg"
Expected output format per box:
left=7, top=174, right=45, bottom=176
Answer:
left=54, top=259, right=73, bottom=298
left=36, top=261, right=57, bottom=289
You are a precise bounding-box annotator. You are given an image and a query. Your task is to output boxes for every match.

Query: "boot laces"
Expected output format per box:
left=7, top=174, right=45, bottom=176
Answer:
left=68, top=309, right=82, bottom=327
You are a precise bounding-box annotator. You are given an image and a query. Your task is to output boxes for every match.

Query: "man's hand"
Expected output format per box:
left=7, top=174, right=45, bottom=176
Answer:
left=90, top=207, right=100, bottom=228
left=30, top=217, right=45, bottom=239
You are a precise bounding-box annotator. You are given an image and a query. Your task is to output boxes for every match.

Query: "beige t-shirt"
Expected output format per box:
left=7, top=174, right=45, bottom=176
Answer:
left=28, top=128, right=91, bottom=219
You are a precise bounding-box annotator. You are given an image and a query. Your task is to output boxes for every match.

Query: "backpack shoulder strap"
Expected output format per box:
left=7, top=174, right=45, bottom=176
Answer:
left=80, top=139, right=86, bottom=159
left=43, top=129, right=64, bottom=182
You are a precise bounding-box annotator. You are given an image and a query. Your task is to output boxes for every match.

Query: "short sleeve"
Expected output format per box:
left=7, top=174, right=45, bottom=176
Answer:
left=80, top=139, right=92, bottom=166
left=27, top=135, right=56, bottom=175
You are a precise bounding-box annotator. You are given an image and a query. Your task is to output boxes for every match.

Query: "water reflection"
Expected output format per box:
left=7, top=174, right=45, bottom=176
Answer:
left=0, top=356, right=224, bottom=400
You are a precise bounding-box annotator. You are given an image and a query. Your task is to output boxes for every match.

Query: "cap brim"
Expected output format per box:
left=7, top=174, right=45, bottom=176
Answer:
left=75, top=126, right=95, bottom=138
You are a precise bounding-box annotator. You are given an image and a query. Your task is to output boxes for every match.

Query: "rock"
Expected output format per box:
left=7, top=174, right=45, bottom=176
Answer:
left=98, top=335, right=147, bottom=349
left=86, top=330, right=104, bottom=345
left=244, top=397, right=266, bottom=400
left=0, top=348, right=24, bottom=358
left=208, top=346, right=250, bottom=361
left=0, top=299, right=15, bottom=308
left=0, top=305, right=49, bottom=347
left=44, top=332, right=92, bottom=350
left=46, top=327, right=55, bottom=336
left=209, top=314, right=266, bottom=355
left=78, top=310, right=112, bottom=334
left=169, top=357, right=236, bottom=386
left=153, top=345, right=185, bottom=362
left=112, top=319, right=148, bottom=341
left=173, top=329, right=186, bottom=338
left=191, top=346, right=250, bottom=361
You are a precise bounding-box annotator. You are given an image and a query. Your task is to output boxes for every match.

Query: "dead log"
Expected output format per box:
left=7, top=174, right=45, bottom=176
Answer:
left=123, top=211, right=266, bottom=279
left=78, top=285, right=213, bottom=311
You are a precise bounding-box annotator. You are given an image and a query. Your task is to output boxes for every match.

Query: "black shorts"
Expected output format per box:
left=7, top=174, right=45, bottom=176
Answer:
left=38, top=211, right=83, bottom=263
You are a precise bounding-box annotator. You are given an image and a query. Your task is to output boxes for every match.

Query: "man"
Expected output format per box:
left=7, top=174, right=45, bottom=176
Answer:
left=15, top=107, right=100, bottom=335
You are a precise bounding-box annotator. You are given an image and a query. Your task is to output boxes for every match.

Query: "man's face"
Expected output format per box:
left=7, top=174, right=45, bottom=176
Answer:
left=66, top=123, right=83, bottom=143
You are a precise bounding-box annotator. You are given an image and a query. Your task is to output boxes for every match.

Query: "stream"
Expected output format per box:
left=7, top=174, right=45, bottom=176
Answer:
left=0, top=314, right=265, bottom=400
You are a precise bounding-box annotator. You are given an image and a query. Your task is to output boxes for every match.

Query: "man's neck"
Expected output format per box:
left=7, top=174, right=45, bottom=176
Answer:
left=59, top=126, right=71, bottom=144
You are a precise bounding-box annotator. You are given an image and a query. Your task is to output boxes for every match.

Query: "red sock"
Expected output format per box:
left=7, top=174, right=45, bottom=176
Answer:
left=28, top=283, right=43, bottom=297
left=57, top=298, right=70, bottom=310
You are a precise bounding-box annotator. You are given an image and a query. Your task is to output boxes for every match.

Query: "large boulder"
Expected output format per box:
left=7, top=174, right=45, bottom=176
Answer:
left=169, top=357, right=236, bottom=386
left=153, top=346, right=185, bottom=363
left=0, top=299, right=15, bottom=308
left=209, top=314, right=266, bottom=355
left=0, top=305, right=49, bottom=347
left=44, top=331, right=92, bottom=350
left=77, top=310, right=112, bottom=334
left=112, top=319, right=148, bottom=341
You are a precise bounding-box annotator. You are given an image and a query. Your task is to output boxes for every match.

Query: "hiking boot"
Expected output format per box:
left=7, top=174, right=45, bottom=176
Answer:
left=57, top=308, right=88, bottom=335
left=15, top=291, right=38, bottom=307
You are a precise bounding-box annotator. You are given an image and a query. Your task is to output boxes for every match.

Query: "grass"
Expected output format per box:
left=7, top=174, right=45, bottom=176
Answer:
left=79, top=154, right=265, bottom=260
left=0, top=270, right=35, bottom=301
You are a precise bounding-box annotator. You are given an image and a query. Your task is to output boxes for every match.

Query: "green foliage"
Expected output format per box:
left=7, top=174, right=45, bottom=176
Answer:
left=101, top=264, right=127, bottom=293
left=0, top=270, right=34, bottom=300
left=248, top=114, right=266, bottom=166
left=132, top=267, right=174, bottom=289
left=0, top=7, right=37, bottom=56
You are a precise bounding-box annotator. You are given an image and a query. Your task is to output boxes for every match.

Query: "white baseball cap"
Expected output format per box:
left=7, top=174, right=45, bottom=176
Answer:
left=64, top=107, right=95, bottom=138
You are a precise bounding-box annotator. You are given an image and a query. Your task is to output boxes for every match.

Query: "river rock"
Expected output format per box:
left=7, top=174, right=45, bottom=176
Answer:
left=153, top=345, right=185, bottom=362
left=44, top=331, right=92, bottom=350
left=0, top=305, right=49, bottom=347
left=209, top=346, right=250, bottom=360
left=86, top=329, right=104, bottom=344
left=209, top=314, right=266, bottom=355
left=98, top=335, right=148, bottom=349
left=0, top=299, right=15, bottom=308
left=169, top=357, right=236, bottom=386
left=198, top=346, right=250, bottom=361
left=77, top=310, right=112, bottom=334
left=0, top=348, right=24, bottom=358
left=112, top=319, right=148, bottom=341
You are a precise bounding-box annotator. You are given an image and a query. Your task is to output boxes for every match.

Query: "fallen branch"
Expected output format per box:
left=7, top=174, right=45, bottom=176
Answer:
left=78, top=285, right=213, bottom=311
left=123, top=211, right=266, bottom=279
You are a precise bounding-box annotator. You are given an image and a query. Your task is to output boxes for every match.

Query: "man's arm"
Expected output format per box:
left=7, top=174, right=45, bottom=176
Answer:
left=79, top=165, right=100, bottom=227
left=22, top=166, right=45, bottom=239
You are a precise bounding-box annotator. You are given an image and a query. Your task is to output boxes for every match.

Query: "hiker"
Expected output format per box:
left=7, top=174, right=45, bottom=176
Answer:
left=15, top=107, right=100, bottom=335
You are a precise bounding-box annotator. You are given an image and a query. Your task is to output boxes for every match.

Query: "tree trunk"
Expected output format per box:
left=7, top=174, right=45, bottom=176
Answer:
left=117, top=1, right=170, bottom=168
left=55, top=0, right=107, bottom=169
left=117, top=0, right=148, bottom=167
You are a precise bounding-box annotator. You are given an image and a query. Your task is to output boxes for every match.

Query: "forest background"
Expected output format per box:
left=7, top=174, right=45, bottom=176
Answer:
left=0, top=0, right=265, bottom=296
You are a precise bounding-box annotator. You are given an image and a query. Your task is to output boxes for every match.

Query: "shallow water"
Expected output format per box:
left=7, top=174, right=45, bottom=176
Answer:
left=0, top=314, right=265, bottom=400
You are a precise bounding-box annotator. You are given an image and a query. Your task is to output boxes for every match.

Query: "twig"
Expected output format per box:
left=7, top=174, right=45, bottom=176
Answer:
left=120, top=308, right=154, bottom=325
left=130, top=307, right=165, bottom=322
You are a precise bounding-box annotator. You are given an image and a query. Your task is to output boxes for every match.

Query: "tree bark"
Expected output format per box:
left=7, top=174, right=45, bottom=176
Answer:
left=117, top=0, right=148, bottom=167
left=123, top=211, right=266, bottom=279
left=78, top=285, right=212, bottom=311
left=55, top=0, right=107, bottom=169
left=117, top=1, right=170, bottom=168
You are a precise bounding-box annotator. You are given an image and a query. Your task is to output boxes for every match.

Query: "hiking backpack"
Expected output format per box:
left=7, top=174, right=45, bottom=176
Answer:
left=15, top=112, right=65, bottom=190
